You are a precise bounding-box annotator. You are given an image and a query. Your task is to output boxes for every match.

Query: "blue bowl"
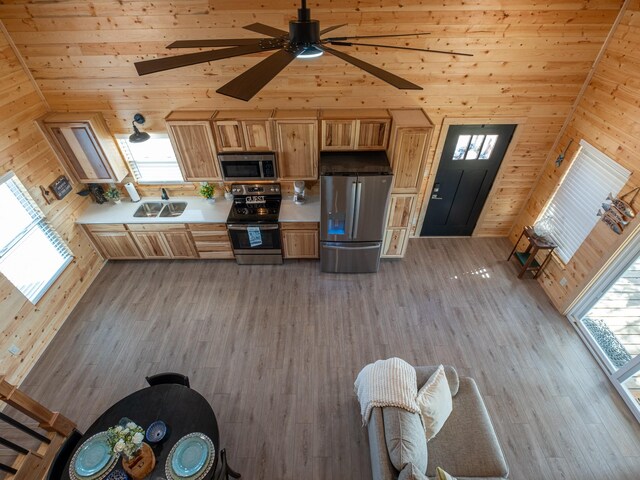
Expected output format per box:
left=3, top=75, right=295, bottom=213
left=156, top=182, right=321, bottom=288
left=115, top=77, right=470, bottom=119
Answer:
left=105, top=469, right=129, bottom=480
left=145, top=420, right=167, bottom=443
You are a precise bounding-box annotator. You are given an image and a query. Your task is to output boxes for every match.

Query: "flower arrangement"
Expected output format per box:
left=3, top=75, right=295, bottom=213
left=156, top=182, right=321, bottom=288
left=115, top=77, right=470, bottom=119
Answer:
left=106, top=421, right=145, bottom=459
left=199, top=182, right=215, bottom=199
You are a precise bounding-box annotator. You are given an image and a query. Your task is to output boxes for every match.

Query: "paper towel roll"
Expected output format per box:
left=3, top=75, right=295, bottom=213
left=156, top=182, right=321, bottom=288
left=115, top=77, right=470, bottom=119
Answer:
left=124, top=182, right=141, bottom=202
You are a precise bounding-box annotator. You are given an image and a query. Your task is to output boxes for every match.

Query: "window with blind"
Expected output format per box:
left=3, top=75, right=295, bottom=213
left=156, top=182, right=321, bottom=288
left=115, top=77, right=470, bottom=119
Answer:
left=537, top=140, right=631, bottom=263
left=0, top=172, right=73, bottom=304
left=116, top=135, right=184, bottom=184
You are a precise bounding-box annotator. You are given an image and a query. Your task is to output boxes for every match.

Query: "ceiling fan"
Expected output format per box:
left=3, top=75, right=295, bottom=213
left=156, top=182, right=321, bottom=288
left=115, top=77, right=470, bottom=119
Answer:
left=134, top=0, right=472, bottom=101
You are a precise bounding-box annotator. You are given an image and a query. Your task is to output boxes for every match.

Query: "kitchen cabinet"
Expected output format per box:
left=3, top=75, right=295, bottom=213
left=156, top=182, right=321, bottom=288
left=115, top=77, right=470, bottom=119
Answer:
left=320, top=109, right=391, bottom=151
left=212, top=110, right=274, bottom=152
left=83, top=224, right=141, bottom=260
left=165, top=111, right=221, bottom=181
left=188, top=223, right=234, bottom=259
left=128, top=224, right=198, bottom=259
left=382, top=194, right=416, bottom=258
left=39, top=112, right=129, bottom=184
left=281, top=222, right=319, bottom=259
left=387, top=109, right=434, bottom=193
left=274, top=110, right=318, bottom=180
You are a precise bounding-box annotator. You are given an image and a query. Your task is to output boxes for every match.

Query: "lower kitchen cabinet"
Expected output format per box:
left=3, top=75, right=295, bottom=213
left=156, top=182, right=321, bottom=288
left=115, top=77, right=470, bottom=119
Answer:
left=281, top=222, right=319, bottom=259
left=381, top=194, right=416, bottom=258
left=128, top=224, right=198, bottom=259
left=188, top=223, right=234, bottom=259
left=83, top=224, right=141, bottom=259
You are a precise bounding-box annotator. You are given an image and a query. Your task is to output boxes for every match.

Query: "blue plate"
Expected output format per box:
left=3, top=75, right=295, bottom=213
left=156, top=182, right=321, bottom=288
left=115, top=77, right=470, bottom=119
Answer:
left=105, top=469, right=128, bottom=480
left=170, top=435, right=209, bottom=477
left=146, top=421, right=167, bottom=443
left=74, top=432, right=112, bottom=477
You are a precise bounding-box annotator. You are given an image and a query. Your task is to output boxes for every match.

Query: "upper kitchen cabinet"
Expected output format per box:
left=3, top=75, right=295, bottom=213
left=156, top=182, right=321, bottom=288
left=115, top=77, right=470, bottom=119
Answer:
left=387, top=109, right=434, bottom=193
left=212, top=110, right=275, bottom=152
left=320, top=109, right=391, bottom=151
left=274, top=110, right=318, bottom=180
left=39, top=112, right=128, bottom=184
left=165, top=111, right=220, bottom=182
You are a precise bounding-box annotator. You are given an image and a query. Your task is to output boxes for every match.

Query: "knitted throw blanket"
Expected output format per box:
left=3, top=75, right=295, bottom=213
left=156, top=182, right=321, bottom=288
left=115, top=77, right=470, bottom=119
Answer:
left=354, top=358, right=419, bottom=425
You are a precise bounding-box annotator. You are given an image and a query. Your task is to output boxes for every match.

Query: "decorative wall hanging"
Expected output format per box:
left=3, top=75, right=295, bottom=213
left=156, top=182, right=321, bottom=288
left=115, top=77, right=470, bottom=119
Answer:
left=598, top=186, right=639, bottom=235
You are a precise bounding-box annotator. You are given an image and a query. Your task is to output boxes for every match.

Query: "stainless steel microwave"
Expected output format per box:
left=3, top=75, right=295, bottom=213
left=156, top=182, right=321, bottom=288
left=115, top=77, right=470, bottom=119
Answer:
left=218, top=152, right=277, bottom=181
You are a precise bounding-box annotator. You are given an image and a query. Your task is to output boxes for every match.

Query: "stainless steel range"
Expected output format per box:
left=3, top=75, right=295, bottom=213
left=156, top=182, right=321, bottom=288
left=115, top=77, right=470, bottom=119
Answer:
left=226, top=183, right=282, bottom=265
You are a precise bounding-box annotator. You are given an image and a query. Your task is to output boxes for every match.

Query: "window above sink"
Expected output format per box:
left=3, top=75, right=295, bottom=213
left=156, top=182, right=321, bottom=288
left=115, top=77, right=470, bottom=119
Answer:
left=116, top=134, right=185, bottom=184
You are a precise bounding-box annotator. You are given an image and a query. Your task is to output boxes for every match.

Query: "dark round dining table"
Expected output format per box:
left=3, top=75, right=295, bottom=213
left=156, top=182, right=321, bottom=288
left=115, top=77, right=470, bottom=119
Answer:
left=63, top=384, right=220, bottom=480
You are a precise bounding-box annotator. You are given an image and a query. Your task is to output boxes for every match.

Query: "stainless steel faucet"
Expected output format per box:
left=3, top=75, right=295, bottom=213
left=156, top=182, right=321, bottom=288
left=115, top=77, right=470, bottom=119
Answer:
left=161, top=188, right=169, bottom=200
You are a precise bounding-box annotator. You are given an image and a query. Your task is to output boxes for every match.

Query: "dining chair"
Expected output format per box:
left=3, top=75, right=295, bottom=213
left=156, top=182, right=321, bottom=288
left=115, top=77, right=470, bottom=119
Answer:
left=45, top=429, right=83, bottom=480
left=145, top=372, right=190, bottom=388
left=214, top=448, right=241, bottom=479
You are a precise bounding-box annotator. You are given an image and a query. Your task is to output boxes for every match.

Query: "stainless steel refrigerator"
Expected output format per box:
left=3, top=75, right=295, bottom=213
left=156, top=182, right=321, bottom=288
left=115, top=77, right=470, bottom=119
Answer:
left=320, top=151, right=393, bottom=273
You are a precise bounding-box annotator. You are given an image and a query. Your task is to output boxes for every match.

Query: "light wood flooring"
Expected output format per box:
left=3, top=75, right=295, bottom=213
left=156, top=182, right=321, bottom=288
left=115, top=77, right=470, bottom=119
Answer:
left=20, top=238, right=640, bottom=479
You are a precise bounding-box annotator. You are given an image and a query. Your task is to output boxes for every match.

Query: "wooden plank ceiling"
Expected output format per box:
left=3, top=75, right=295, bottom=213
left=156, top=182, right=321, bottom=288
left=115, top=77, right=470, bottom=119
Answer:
left=0, top=0, right=624, bottom=236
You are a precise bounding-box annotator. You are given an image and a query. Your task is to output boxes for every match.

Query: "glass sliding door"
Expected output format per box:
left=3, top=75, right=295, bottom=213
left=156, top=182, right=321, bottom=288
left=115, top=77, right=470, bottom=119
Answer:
left=568, top=232, right=640, bottom=422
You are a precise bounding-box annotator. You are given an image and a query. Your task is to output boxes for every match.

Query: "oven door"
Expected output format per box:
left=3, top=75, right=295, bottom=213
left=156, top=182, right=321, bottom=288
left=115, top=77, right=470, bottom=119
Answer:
left=228, top=223, right=282, bottom=265
left=227, top=224, right=282, bottom=253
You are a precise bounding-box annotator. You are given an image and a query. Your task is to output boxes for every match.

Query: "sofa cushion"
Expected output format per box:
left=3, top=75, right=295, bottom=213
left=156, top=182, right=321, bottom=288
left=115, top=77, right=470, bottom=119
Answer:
left=415, top=366, right=459, bottom=396
left=426, top=377, right=509, bottom=478
left=416, top=365, right=453, bottom=441
left=382, top=407, right=427, bottom=473
left=398, top=463, right=429, bottom=480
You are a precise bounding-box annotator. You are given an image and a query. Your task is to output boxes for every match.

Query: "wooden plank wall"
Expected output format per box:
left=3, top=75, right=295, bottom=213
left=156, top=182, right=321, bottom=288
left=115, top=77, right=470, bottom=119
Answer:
left=511, top=0, right=640, bottom=312
left=0, top=28, right=104, bottom=385
left=0, top=0, right=624, bottom=237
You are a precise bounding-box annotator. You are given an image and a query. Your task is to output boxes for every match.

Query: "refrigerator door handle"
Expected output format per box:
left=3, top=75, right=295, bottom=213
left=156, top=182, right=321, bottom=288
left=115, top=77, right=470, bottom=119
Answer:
left=322, top=244, right=380, bottom=251
left=352, top=181, right=362, bottom=239
left=348, top=181, right=358, bottom=238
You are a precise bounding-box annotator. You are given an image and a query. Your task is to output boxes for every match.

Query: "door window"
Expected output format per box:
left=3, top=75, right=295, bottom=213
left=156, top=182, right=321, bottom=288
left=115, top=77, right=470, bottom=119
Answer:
left=452, top=134, right=499, bottom=161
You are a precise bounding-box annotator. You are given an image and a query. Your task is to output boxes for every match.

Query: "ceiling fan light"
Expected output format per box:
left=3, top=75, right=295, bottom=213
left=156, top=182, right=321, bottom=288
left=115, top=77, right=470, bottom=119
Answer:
left=297, top=46, right=324, bottom=59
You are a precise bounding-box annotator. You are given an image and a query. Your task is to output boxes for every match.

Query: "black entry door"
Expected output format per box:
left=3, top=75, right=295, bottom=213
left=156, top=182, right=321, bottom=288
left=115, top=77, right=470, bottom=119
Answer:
left=421, top=124, right=516, bottom=236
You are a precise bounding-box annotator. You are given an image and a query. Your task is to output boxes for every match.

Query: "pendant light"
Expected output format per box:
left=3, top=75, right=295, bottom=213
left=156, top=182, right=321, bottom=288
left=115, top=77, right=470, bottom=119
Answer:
left=129, top=113, right=150, bottom=143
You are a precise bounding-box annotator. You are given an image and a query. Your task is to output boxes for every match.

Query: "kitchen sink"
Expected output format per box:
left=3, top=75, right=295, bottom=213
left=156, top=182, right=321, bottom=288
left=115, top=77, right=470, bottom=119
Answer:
left=158, top=201, right=188, bottom=217
left=133, top=202, right=164, bottom=217
left=133, top=201, right=188, bottom=218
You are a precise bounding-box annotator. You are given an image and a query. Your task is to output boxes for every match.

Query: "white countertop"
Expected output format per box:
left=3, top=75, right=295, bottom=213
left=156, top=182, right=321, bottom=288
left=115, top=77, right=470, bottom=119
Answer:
left=76, top=195, right=321, bottom=224
left=279, top=194, right=320, bottom=222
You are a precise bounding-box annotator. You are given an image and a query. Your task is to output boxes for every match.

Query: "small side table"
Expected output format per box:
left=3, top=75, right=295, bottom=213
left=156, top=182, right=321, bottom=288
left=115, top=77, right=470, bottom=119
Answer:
left=508, top=226, right=557, bottom=278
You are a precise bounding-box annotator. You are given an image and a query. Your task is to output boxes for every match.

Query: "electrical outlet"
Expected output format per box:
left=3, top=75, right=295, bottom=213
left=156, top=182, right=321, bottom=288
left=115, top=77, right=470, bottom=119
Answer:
left=559, top=277, right=568, bottom=287
left=8, top=344, right=21, bottom=356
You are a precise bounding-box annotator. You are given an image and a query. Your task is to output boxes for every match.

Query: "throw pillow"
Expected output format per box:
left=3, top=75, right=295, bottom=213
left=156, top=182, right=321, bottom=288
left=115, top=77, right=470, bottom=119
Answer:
left=435, top=466, right=457, bottom=480
left=382, top=407, right=427, bottom=473
left=398, top=462, right=428, bottom=480
left=416, top=364, right=453, bottom=441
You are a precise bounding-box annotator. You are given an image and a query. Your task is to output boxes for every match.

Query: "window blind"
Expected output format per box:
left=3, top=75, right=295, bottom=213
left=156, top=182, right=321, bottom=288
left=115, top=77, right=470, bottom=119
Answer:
left=538, top=140, right=631, bottom=263
left=0, top=172, right=73, bottom=304
left=116, top=135, right=184, bottom=184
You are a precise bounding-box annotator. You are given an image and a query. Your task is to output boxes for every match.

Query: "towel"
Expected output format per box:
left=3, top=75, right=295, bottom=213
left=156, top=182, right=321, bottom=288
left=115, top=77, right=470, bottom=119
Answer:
left=354, top=357, right=420, bottom=425
left=247, top=226, right=262, bottom=247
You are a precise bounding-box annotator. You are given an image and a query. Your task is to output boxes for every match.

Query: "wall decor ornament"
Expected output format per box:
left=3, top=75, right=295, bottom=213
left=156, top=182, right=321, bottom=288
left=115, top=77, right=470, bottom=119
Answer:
left=598, top=186, right=639, bottom=235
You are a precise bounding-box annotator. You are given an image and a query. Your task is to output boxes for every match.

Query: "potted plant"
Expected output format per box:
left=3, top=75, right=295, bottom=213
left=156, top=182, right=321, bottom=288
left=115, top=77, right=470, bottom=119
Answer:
left=106, top=421, right=145, bottom=460
left=199, top=182, right=216, bottom=203
left=104, top=187, right=121, bottom=204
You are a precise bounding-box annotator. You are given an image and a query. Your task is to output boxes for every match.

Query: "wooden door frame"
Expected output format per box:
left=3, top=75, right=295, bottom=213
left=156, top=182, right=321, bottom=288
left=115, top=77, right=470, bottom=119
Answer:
left=415, top=116, right=526, bottom=237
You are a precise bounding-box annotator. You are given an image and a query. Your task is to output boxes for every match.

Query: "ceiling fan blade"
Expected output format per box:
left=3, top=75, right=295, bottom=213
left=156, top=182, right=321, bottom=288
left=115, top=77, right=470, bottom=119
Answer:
left=167, top=39, right=265, bottom=48
left=134, top=43, right=278, bottom=76
left=217, top=47, right=301, bottom=102
left=243, top=23, right=288, bottom=38
left=320, top=24, right=347, bottom=36
left=323, top=46, right=422, bottom=90
left=328, top=41, right=473, bottom=57
left=324, top=32, right=431, bottom=41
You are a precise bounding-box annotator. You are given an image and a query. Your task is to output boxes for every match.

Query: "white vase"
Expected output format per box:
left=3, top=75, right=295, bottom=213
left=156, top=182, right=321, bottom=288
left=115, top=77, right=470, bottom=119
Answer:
left=206, top=197, right=216, bottom=204
left=224, top=192, right=234, bottom=201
